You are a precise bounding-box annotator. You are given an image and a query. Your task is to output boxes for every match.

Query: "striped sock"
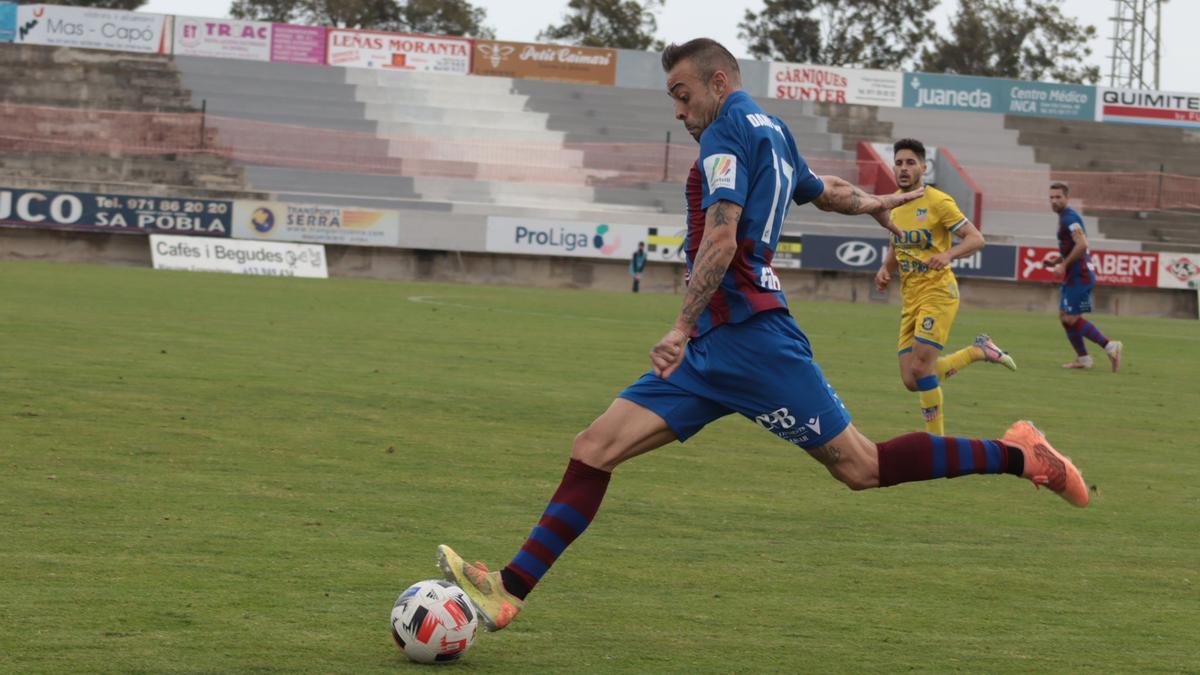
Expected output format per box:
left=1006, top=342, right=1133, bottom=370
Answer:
left=1075, top=319, right=1109, bottom=348
left=1063, top=321, right=1087, bottom=356
left=877, top=432, right=1022, bottom=487
left=502, top=458, right=610, bottom=600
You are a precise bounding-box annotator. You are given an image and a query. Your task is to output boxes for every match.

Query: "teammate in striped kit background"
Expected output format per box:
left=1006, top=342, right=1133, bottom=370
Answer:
left=1049, top=182, right=1123, bottom=371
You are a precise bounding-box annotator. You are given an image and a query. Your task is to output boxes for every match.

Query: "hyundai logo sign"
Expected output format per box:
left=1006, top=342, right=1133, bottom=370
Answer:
left=835, top=241, right=878, bottom=267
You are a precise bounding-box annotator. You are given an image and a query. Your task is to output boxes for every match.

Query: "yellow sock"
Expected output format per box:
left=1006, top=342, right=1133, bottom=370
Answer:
left=936, top=346, right=983, bottom=380
left=916, top=375, right=944, bottom=435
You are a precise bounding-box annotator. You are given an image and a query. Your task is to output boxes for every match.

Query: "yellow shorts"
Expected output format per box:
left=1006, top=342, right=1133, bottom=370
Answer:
left=897, top=279, right=960, bottom=354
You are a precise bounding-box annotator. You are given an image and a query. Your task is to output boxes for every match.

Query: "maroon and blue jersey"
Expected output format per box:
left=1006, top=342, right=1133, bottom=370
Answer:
left=684, top=90, right=825, bottom=337
left=1057, top=207, right=1094, bottom=286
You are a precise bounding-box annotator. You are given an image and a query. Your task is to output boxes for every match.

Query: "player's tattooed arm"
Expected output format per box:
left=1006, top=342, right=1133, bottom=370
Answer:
left=651, top=200, right=741, bottom=378
left=812, top=175, right=924, bottom=238
left=806, top=443, right=842, bottom=467
left=675, top=200, right=741, bottom=333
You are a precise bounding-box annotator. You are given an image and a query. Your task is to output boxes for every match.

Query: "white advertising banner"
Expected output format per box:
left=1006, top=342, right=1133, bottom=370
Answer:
left=150, top=234, right=328, bottom=278
left=1157, top=251, right=1200, bottom=290
left=769, top=62, right=902, bottom=106
left=1097, top=87, right=1200, bottom=128
left=232, top=200, right=400, bottom=247
left=326, top=29, right=470, bottom=74
left=173, top=15, right=271, bottom=61
left=15, top=4, right=169, bottom=54
left=486, top=217, right=654, bottom=261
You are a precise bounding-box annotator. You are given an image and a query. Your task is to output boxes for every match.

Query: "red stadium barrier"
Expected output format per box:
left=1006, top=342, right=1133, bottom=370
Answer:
left=2, top=103, right=1199, bottom=210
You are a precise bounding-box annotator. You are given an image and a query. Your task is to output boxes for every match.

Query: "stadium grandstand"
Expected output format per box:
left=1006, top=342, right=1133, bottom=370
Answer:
left=0, top=5, right=1197, bottom=315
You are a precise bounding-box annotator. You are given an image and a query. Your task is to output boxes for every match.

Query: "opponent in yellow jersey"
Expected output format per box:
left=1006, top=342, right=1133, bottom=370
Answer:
left=874, top=138, right=1017, bottom=434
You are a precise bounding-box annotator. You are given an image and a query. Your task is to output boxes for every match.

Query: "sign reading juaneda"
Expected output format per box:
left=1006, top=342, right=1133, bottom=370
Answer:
left=473, top=39, right=615, bottom=85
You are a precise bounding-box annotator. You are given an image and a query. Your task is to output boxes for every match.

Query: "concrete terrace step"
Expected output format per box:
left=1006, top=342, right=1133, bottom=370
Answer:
left=173, top=55, right=348, bottom=83
left=179, top=72, right=354, bottom=101
left=196, top=93, right=367, bottom=120
left=374, top=120, right=566, bottom=144
left=381, top=142, right=587, bottom=171
left=243, top=165, right=421, bottom=200
left=517, top=94, right=830, bottom=135
left=0, top=153, right=247, bottom=189
left=0, top=175, right=265, bottom=201
left=348, top=84, right=532, bottom=112
left=343, top=67, right=518, bottom=95
left=359, top=101, right=550, bottom=129
left=204, top=108, right=379, bottom=134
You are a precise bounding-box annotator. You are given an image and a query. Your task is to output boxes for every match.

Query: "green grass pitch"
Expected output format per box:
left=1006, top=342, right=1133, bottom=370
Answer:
left=1, top=260, right=1197, bottom=673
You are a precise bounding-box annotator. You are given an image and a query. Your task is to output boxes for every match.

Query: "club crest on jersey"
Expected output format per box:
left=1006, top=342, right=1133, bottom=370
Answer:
left=703, top=154, right=737, bottom=193
left=916, top=207, right=928, bottom=222
left=921, top=317, right=935, bottom=331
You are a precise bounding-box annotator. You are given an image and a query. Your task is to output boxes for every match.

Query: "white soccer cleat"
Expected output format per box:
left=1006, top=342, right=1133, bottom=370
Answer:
left=1105, top=341, right=1123, bottom=372
left=974, top=334, right=1017, bottom=371
left=1062, top=355, right=1094, bottom=370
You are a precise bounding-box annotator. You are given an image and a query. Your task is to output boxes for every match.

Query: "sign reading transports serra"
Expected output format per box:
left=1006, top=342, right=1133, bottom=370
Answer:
left=232, top=200, right=400, bottom=247
left=473, top=39, right=616, bottom=85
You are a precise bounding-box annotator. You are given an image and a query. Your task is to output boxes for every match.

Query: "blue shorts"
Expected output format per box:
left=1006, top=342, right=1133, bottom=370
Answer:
left=618, top=310, right=851, bottom=449
left=1060, top=283, right=1094, bottom=315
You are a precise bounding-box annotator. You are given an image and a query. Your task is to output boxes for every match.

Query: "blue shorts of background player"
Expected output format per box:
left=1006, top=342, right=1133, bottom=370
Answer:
left=1060, top=283, right=1094, bottom=315
left=619, top=309, right=850, bottom=448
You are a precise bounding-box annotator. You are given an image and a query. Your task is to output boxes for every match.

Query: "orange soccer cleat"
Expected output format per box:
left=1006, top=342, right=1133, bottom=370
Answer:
left=437, top=545, right=524, bottom=631
left=1002, top=420, right=1089, bottom=507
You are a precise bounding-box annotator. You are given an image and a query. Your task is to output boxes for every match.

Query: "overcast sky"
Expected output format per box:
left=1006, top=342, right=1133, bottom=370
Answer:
left=142, top=0, right=1197, bottom=92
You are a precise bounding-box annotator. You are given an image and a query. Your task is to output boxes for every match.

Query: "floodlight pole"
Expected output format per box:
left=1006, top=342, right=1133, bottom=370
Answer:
left=1108, top=0, right=1164, bottom=90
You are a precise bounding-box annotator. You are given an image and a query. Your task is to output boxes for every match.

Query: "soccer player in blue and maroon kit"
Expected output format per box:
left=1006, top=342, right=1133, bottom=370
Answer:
left=1049, top=182, right=1123, bottom=370
left=437, top=39, right=1091, bottom=633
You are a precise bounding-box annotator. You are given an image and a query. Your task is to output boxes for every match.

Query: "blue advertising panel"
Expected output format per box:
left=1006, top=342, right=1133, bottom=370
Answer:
left=801, top=234, right=1016, bottom=280
left=0, top=187, right=232, bottom=237
left=903, top=71, right=1094, bottom=121
left=0, top=3, right=16, bottom=42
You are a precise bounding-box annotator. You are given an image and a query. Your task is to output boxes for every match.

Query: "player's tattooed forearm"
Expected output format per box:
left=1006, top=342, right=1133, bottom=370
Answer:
left=712, top=201, right=734, bottom=227
left=847, top=189, right=862, bottom=214
left=807, top=444, right=842, bottom=466
left=679, top=240, right=725, bottom=326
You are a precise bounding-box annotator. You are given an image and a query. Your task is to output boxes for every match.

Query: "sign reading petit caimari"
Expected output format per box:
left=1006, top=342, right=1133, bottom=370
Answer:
left=473, top=39, right=616, bottom=86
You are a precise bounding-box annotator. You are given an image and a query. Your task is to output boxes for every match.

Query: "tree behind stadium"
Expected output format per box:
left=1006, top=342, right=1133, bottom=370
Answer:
left=228, top=0, right=495, bottom=38
left=738, top=0, right=938, bottom=70
left=920, top=0, right=1100, bottom=84
left=537, top=0, right=664, bottom=50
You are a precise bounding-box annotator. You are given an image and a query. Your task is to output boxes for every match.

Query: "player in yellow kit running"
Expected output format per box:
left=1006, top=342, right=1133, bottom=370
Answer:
left=874, top=138, right=1016, bottom=434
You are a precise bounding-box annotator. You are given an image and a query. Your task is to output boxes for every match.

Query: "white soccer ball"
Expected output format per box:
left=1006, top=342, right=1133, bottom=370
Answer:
left=390, top=579, right=479, bottom=664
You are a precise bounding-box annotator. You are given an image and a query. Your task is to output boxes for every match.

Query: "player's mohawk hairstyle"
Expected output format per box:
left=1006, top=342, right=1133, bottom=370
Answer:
left=661, top=38, right=741, bottom=84
left=1051, top=181, right=1070, bottom=195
